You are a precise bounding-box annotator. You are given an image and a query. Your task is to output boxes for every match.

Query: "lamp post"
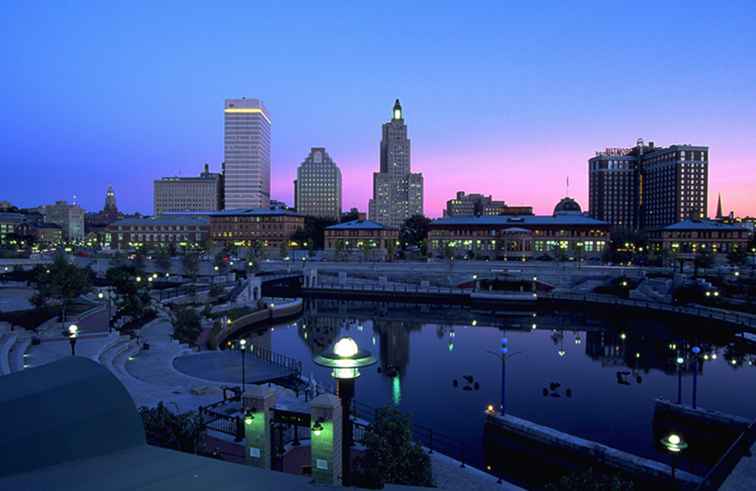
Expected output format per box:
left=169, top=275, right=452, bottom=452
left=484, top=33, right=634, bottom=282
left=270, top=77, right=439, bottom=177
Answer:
left=676, top=353, right=685, bottom=404
left=239, top=338, right=247, bottom=394
left=98, top=290, right=112, bottom=333
left=314, top=337, right=376, bottom=487
left=65, top=324, right=79, bottom=356
left=691, top=346, right=701, bottom=408
left=661, top=433, right=688, bottom=484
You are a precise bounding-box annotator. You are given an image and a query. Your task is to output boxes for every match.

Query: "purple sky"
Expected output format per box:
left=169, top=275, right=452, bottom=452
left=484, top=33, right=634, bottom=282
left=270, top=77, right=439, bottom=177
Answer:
left=1, top=2, right=755, bottom=218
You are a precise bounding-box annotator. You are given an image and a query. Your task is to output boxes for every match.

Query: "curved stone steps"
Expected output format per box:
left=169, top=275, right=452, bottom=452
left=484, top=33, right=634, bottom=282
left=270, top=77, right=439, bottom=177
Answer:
left=98, top=337, right=134, bottom=374
left=91, top=332, right=126, bottom=363
left=0, top=332, right=18, bottom=375
left=111, top=340, right=142, bottom=381
left=8, top=331, right=32, bottom=373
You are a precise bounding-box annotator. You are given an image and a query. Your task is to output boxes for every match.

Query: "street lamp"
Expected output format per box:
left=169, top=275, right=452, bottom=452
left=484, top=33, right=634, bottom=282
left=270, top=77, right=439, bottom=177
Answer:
left=691, top=346, right=701, bottom=408
left=98, top=290, right=113, bottom=333
left=314, top=337, right=376, bottom=487
left=675, top=354, right=685, bottom=404
left=239, top=339, right=247, bottom=393
left=660, top=433, right=688, bottom=483
left=65, top=324, right=79, bottom=356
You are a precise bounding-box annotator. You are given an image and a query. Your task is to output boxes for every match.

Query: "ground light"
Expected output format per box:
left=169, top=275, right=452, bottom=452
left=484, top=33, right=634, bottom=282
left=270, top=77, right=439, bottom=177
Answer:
left=244, top=408, right=255, bottom=425
left=311, top=417, right=324, bottom=436
left=660, top=433, right=688, bottom=482
left=314, top=336, right=376, bottom=486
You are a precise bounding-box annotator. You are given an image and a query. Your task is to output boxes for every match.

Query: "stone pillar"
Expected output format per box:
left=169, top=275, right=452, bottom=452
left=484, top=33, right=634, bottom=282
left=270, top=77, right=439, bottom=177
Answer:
left=310, top=393, right=342, bottom=486
left=243, top=385, right=277, bottom=469
left=338, top=271, right=347, bottom=285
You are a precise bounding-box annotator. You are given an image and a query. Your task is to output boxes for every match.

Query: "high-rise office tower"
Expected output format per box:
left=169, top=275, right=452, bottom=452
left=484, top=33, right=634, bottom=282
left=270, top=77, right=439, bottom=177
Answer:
left=294, top=148, right=342, bottom=221
left=368, top=99, right=423, bottom=228
left=589, top=139, right=709, bottom=230
left=223, top=98, right=271, bottom=209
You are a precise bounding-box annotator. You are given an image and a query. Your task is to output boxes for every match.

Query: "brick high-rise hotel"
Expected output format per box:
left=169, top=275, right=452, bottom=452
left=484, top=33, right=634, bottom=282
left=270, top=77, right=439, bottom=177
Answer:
left=589, top=139, right=708, bottom=231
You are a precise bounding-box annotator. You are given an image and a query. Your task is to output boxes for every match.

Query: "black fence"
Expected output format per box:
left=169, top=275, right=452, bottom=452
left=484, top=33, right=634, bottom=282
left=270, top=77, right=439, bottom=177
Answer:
left=697, top=419, right=756, bottom=490
left=249, top=344, right=303, bottom=376
left=199, top=405, right=243, bottom=441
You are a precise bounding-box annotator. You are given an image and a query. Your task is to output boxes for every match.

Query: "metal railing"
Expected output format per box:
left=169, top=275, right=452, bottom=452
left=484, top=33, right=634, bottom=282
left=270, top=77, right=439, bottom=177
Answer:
left=249, top=344, right=303, bottom=376
left=154, top=280, right=237, bottom=301
left=199, top=406, right=243, bottom=441
left=545, top=291, right=756, bottom=329
left=697, top=419, right=756, bottom=490
left=308, top=281, right=472, bottom=297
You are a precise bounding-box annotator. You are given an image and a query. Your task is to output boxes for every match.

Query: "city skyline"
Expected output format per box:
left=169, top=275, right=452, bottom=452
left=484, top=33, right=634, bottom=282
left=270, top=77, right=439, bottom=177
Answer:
left=2, top=2, right=755, bottom=218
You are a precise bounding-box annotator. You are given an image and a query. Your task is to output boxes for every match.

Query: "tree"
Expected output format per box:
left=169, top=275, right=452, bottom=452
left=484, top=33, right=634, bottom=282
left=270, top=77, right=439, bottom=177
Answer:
left=244, top=241, right=262, bottom=272
left=155, top=247, right=172, bottom=273
left=340, top=208, right=361, bottom=223
left=694, top=249, right=714, bottom=275
left=279, top=240, right=289, bottom=259
left=173, top=306, right=202, bottom=345
left=335, top=239, right=346, bottom=261
left=209, top=283, right=225, bottom=298
left=132, top=250, right=146, bottom=270
left=400, top=215, right=432, bottom=251
left=386, top=239, right=396, bottom=262
left=727, top=248, right=747, bottom=267
left=296, top=216, right=337, bottom=250
left=213, top=251, right=228, bottom=272
left=139, top=403, right=205, bottom=453
left=359, top=241, right=371, bottom=262
left=33, top=253, right=92, bottom=324
left=352, top=406, right=433, bottom=488
left=182, top=253, right=200, bottom=281
left=443, top=242, right=455, bottom=268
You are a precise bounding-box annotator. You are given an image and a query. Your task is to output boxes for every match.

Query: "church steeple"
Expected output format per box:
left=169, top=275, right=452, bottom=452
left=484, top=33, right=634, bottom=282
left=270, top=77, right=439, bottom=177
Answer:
left=716, top=193, right=723, bottom=219
left=392, top=99, right=402, bottom=120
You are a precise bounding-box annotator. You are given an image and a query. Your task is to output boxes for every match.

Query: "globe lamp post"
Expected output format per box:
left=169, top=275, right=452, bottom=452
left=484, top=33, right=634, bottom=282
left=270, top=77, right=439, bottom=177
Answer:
left=65, top=324, right=79, bottom=356
left=314, top=337, right=375, bottom=487
left=239, top=338, right=247, bottom=393
left=661, top=433, right=688, bottom=483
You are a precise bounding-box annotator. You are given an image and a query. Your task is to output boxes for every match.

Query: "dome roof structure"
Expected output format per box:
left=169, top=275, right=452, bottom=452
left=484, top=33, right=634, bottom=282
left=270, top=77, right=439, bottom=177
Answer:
left=553, top=197, right=582, bottom=215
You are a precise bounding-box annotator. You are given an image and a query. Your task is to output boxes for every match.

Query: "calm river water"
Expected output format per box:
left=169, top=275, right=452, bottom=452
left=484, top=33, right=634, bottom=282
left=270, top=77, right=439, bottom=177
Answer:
left=242, top=298, right=756, bottom=483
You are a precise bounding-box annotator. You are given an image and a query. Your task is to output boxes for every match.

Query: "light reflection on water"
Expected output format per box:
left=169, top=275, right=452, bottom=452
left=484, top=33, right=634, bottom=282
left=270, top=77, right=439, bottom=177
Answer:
left=244, top=299, right=756, bottom=476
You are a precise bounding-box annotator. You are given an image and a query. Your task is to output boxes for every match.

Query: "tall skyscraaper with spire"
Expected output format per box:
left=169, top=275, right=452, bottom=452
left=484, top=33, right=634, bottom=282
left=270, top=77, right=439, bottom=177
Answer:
left=223, top=98, right=271, bottom=209
left=368, top=99, right=423, bottom=228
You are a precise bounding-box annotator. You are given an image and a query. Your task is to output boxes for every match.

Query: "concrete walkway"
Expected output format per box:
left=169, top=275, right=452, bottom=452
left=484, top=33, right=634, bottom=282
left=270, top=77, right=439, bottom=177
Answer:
left=173, top=351, right=294, bottom=385
left=721, top=442, right=756, bottom=491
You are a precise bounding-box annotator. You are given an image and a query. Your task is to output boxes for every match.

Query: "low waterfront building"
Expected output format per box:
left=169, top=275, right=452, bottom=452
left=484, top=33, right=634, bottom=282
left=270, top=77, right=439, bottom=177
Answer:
left=444, top=192, right=533, bottom=217
left=0, top=212, right=27, bottom=244
left=428, top=197, right=611, bottom=260
left=153, top=164, right=224, bottom=215
left=107, top=215, right=209, bottom=250
left=324, top=220, right=399, bottom=260
left=647, top=219, right=752, bottom=256
left=41, top=201, right=85, bottom=241
left=208, top=208, right=304, bottom=253
left=33, top=223, right=64, bottom=244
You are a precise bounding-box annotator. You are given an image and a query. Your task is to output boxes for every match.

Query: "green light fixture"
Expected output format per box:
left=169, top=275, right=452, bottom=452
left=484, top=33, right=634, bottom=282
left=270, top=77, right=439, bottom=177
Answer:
left=244, top=408, right=256, bottom=425
left=311, top=417, right=324, bottom=436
